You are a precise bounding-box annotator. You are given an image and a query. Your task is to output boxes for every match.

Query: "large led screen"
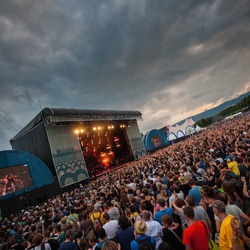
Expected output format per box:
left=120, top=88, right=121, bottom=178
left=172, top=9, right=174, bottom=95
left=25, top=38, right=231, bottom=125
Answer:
left=0, top=164, right=33, bottom=197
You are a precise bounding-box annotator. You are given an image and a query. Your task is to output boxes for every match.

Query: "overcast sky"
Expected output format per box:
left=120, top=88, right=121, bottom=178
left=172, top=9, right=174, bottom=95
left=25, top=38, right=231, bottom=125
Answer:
left=0, top=0, right=250, bottom=151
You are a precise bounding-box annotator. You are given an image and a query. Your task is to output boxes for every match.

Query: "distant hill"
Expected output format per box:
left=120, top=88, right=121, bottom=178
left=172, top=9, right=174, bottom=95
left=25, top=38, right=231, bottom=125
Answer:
left=175, top=91, right=250, bottom=125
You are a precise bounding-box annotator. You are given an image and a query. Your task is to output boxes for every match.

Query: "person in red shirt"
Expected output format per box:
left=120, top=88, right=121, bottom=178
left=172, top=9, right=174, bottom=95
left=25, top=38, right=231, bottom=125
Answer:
left=183, top=206, right=209, bottom=250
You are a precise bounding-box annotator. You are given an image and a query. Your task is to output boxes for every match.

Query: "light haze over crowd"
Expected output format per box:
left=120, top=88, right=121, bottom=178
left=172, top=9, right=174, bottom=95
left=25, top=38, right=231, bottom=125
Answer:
left=0, top=0, right=250, bottom=151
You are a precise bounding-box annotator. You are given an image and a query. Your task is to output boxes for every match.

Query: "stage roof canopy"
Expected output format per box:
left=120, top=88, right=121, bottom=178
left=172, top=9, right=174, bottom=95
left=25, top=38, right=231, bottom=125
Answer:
left=10, top=107, right=142, bottom=142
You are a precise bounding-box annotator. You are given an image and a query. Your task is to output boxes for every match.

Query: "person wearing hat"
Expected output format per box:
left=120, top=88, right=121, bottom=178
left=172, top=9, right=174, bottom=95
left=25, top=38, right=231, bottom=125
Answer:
left=220, top=155, right=240, bottom=180
left=130, top=220, right=156, bottom=250
left=210, top=200, right=244, bottom=250
left=178, top=175, right=191, bottom=197
left=142, top=210, right=162, bottom=250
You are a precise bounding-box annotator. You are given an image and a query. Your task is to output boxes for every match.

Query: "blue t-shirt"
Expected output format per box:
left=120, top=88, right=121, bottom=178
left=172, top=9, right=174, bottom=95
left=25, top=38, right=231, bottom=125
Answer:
left=154, top=207, right=173, bottom=225
left=131, top=235, right=156, bottom=250
left=188, top=186, right=202, bottom=206
left=60, top=241, right=78, bottom=250
left=115, top=226, right=135, bottom=250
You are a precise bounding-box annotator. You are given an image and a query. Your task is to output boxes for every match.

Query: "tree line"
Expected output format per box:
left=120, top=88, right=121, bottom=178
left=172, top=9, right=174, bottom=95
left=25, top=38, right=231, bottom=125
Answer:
left=195, top=94, right=250, bottom=128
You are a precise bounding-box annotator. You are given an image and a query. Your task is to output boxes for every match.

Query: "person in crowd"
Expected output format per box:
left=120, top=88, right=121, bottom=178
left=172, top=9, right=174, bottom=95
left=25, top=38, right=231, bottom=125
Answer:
left=105, top=200, right=120, bottom=221
left=168, top=185, right=184, bottom=209
left=33, top=233, right=51, bottom=250
left=102, top=240, right=118, bottom=250
left=222, top=182, right=243, bottom=210
left=199, top=185, right=216, bottom=237
left=220, top=155, right=241, bottom=180
left=102, top=213, right=118, bottom=240
left=230, top=216, right=250, bottom=249
left=130, top=220, right=156, bottom=250
left=78, top=212, right=93, bottom=239
left=187, top=179, right=202, bottom=206
left=182, top=206, right=209, bottom=250
left=95, top=228, right=110, bottom=250
left=154, top=198, right=173, bottom=225
left=210, top=200, right=244, bottom=250
left=215, top=191, right=250, bottom=235
left=185, top=195, right=212, bottom=230
left=115, top=215, right=135, bottom=250
left=139, top=193, right=154, bottom=215
left=161, top=214, right=185, bottom=250
left=142, top=210, right=163, bottom=249
left=87, top=235, right=97, bottom=250
left=178, top=176, right=191, bottom=197
left=89, top=203, right=105, bottom=231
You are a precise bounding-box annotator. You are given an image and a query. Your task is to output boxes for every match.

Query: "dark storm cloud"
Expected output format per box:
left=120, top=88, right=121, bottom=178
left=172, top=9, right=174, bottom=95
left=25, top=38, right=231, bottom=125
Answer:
left=0, top=0, right=250, bottom=150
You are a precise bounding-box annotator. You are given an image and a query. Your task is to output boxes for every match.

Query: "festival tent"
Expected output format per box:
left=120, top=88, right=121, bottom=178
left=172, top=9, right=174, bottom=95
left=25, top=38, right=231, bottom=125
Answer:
left=167, top=117, right=197, bottom=141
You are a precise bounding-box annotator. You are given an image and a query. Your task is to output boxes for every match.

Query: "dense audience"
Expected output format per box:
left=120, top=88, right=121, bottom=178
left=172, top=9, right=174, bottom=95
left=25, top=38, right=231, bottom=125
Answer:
left=1, top=113, right=250, bottom=250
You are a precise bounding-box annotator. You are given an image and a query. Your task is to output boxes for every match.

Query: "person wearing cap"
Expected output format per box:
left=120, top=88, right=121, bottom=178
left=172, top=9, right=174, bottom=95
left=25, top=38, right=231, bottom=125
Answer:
left=89, top=203, right=105, bottom=227
left=210, top=200, right=244, bottom=250
left=220, top=155, right=240, bottom=181
left=182, top=206, right=209, bottom=250
left=130, top=220, right=156, bottom=250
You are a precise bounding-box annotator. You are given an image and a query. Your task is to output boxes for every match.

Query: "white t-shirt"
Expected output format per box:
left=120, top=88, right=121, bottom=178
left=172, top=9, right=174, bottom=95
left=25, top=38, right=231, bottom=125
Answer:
left=103, top=220, right=119, bottom=239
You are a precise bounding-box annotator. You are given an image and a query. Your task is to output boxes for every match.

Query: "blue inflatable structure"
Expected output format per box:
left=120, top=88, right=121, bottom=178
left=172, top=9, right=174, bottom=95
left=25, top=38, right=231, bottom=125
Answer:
left=0, top=150, right=54, bottom=200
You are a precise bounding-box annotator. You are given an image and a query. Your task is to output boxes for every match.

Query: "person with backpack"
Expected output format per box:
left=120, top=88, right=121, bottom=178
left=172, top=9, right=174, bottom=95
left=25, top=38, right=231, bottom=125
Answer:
left=89, top=203, right=105, bottom=236
left=190, top=166, right=206, bottom=186
left=130, top=220, right=156, bottom=250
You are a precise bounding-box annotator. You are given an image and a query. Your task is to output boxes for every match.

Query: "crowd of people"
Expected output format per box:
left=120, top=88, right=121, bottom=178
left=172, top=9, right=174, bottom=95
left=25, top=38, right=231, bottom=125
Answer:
left=1, top=113, right=250, bottom=250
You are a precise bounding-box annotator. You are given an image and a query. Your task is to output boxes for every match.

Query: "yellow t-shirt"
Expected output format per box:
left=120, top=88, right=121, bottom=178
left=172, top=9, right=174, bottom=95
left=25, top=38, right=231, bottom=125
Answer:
left=219, top=214, right=244, bottom=250
left=228, top=161, right=240, bottom=176
left=90, top=211, right=105, bottom=225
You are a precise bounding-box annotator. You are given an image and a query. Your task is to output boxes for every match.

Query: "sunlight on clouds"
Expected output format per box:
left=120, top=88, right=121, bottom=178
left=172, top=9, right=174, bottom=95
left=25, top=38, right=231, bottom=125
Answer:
left=232, top=81, right=250, bottom=99
left=186, top=44, right=204, bottom=54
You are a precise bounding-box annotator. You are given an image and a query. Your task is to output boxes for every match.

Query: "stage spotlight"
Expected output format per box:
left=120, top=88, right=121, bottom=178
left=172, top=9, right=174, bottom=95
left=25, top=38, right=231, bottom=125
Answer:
left=93, top=127, right=96, bottom=131
left=75, top=130, right=79, bottom=134
left=80, top=129, right=84, bottom=133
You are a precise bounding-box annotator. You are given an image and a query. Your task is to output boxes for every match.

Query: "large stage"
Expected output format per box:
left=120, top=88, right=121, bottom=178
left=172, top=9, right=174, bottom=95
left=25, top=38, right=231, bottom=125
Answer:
left=10, top=108, right=147, bottom=188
